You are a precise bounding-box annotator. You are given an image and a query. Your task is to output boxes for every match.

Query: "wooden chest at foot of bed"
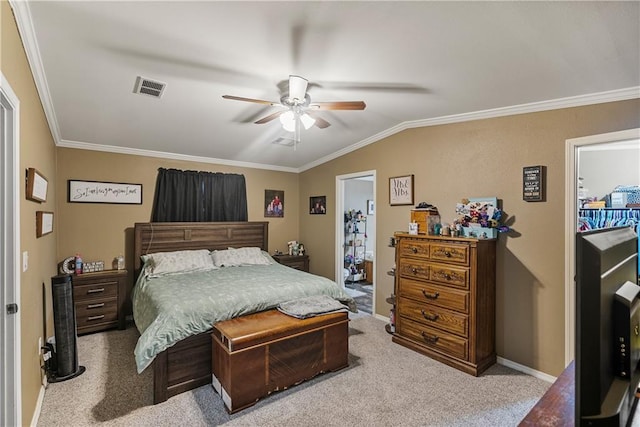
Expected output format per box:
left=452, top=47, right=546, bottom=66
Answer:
left=211, top=309, right=349, bottom=413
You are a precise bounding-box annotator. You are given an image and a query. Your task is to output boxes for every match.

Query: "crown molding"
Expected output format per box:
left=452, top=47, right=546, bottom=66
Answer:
left=56, top=139, right=299, bottom=173
left=9, top=0, right=61, bottom=143
left=298, top=86, right=640, bottom=172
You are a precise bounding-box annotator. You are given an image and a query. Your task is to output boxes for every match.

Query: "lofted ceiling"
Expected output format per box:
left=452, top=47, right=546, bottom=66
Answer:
left=12, top=1, right=640, bottom=172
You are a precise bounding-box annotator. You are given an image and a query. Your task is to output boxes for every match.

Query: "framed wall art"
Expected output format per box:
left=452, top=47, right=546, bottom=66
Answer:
left=310, top=196, right=327, bottom=214
left=389, top=174, right=414, bottom=206
left=36, top=211, right=53, bottom=237
left=265, top=189, right=284, bottom=217
left=68, top=180, right=143, bottom=204
left=26, top=168, right=48, bottom=203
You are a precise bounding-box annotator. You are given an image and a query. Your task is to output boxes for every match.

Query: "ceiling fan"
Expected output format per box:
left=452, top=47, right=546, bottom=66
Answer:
left=223, top=75, right=366, bottom=148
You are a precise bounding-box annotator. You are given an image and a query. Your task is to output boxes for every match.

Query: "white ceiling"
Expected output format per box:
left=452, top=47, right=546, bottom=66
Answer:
left=13, top=1, right=640, bottom=172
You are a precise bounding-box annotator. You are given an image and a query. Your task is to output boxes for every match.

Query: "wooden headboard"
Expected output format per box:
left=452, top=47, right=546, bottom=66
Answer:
left=133, top=221, right=269, bottom=279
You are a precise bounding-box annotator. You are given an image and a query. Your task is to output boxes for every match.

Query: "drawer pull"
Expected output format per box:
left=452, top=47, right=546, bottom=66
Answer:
left=87, top=288, right=105, bottom=294
left=411, top=267, right=420, bottom=274
left=421, top=290, right=439, bottom=300
left=421, top=331, right=439, bottom=343
left=87, top=303, right=105, bottom=309
left=445, top=274, right=452, bottom=280
left=444, top=251, right=451, bottom=257
left=420, top=310, right=439, bottom=321
left=87, top=315, right=105, bottom=321
left=411, top=247, right=418, bottom=254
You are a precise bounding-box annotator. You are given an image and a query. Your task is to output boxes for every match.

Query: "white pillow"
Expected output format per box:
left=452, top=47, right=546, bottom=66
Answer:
left=211, top=247, right=272, bottom=267
left=143, top=249, right=216, bottom=277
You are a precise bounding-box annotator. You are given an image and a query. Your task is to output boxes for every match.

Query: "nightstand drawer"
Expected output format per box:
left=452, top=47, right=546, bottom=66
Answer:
left=75, top=298, right=118, bottom=328
left=73, top=281, right=118, bottom=302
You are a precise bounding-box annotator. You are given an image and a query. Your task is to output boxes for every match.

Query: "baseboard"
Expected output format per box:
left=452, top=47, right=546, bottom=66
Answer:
left=497, top=356, right=557, bottom=383
left=30, top=384, right=46, bottom=427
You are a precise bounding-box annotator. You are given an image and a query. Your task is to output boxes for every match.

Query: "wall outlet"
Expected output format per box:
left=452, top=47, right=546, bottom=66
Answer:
left=38, top=337, right=42, bottom=357
left=22, top=251, right=28, bottom=272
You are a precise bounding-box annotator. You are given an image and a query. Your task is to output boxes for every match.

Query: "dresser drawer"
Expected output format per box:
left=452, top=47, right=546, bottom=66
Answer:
left=73, top=280, right=118, bottom=302
left=429, top=243, right=469, bottom=266
left=397, top=239, right=430, bottom=259
left=398, top=258, right=430, bottom=281
left=397, top=316, right=468, bottom=361
left=75, top=298, right=118, bottom=328
left=429, top=264, right=469, bottom=290
left=398, top=296, right=468, bottom=337
left=398, top=278, right=469, bottom=314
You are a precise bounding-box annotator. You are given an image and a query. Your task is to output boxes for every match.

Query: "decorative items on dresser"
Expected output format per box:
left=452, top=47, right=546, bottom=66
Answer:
left=392, top=233, right=496, bottom=376
left=72, top=270, right=128, bottom=335
left=272, top=254, right=310, bottom=272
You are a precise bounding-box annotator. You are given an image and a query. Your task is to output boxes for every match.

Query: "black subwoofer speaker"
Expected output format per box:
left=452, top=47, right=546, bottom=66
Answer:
left=50, top=274, right=85, bottom=382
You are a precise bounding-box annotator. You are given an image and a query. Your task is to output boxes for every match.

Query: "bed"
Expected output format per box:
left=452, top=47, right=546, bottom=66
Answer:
left=132, top=221, right=355, bottom=404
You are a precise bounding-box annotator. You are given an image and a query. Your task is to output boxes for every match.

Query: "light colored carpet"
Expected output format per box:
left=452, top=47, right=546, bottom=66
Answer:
left=37, top=316, right=550, bottom=426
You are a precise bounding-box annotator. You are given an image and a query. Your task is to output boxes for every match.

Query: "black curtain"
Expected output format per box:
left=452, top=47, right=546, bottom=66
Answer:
left=151, top=168, right=248, bottom=222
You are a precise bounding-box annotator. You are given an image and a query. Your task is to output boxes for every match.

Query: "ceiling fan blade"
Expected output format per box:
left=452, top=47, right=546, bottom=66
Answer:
left=255, top=110, right=285, bottom=124
left=222, top=95, right=279, bottom=106
left=309, top=101, right=366, bottom=111
left=307, top=113, right=331, bottom=129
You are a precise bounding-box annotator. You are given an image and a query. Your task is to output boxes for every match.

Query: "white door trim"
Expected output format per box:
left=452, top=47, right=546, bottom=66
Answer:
left=1, top=72, right=22, bottom=427
left=564, top=128, right=640, bottom=365
left=335, top=170, right=377, bottom=290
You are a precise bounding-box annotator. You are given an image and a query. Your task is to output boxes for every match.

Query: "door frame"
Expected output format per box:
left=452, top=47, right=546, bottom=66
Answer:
left=335, top=170, right=376, bottom=289
left=564, top=128, right=640, bottom=365
left=1, top=72, right=22, bottom=426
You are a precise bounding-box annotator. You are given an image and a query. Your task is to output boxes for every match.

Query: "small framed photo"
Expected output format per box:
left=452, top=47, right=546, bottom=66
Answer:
left=36, top=211, right=53, bottom=237
left=265, top=189, right=284, bottom=217
left=367, top=199, right=374, bottom=215
left=310, top=196, right=327, bottom=214
left=389, top=174, right=414, bottom=206
left=26, top=168, right=48, bottom=203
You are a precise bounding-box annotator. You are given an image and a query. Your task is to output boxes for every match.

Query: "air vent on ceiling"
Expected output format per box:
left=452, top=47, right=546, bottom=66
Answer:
left=133, top=76, right=166, bottom=98
left=272, top=137, right=296, bottom=147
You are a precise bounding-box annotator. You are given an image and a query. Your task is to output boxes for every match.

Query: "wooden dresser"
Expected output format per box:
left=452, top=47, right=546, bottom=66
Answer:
left=393, top=233, right=496, bottom=375
left=72, top=269, right=128, bottom=335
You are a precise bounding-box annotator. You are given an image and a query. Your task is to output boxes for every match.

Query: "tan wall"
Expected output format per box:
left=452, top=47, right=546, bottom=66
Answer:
left=2, top=1, right=58, bottom=423
left=300, top=99, right=640, bottom=376
left=55, top=148, right=300, bottom=311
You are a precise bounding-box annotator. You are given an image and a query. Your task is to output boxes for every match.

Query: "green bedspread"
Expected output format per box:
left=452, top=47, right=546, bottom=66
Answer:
left=131, top=262, right=357, bottom=373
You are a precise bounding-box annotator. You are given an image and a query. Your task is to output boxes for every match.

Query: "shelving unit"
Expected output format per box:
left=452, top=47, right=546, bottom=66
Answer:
left=344, top=216, right=366, bottom=282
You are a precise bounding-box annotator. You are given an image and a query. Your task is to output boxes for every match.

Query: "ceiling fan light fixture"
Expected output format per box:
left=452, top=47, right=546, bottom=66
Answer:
left=300, top=113, right=315, bottom=130
left=279, top=110, right=296, bottom=132
left=288, top=75, right=308, bottom=103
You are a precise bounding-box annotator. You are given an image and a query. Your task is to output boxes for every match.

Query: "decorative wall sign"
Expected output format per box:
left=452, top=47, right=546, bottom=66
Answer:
left=309, top=195, right=327, bottom=214
left=389, top=174, right=414, bottom=206
left=36, top=211, right=53, bottom=237
left=26, top=168, right=48, bottom=203
left=68, top=180, right=143, bottom=204
left=264, top=189, right=284, bottom=217
left=523, top=166, right=546, bottom=202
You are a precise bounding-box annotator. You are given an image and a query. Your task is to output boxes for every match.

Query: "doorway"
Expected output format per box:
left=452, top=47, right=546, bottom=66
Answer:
left=564, top=128, right=640, bottom=365
left=1, top=73, right=22, bottom=426
left=336, top=170, right=376, bottom=316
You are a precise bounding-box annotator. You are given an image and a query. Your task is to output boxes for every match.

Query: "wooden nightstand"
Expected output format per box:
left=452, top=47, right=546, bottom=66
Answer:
left=272, top=254, right=310, bottom=272
left=72, top=269, right=128, bottom=335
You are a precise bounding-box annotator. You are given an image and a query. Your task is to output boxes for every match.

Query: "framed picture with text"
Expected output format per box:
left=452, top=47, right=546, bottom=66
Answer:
left=389, top=175, right=414, bottom=206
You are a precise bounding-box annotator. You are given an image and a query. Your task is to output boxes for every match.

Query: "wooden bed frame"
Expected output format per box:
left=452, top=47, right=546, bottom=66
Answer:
left=133, top=221, right=269, bottom=404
